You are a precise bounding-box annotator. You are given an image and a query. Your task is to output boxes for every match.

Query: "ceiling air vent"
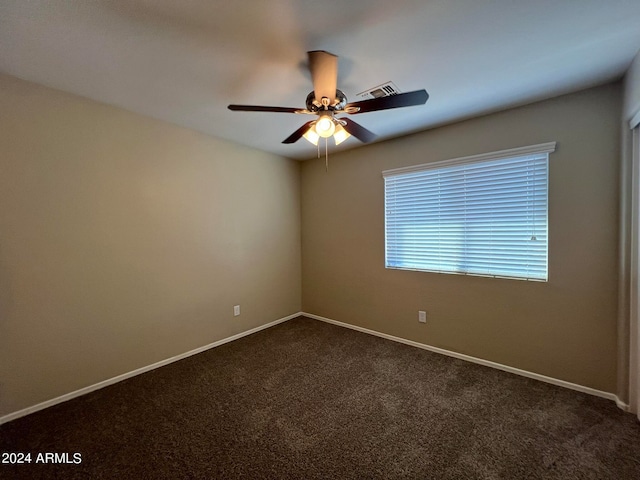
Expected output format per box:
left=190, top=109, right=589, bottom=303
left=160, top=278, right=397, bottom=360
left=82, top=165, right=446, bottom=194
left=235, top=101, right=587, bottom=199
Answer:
left=357, top=81, right=401, bottom=100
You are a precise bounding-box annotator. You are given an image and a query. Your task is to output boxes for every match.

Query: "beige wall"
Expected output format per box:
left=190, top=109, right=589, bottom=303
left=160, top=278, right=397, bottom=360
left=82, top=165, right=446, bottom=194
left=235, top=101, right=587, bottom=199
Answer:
left=302, top=83, right=621, bottom=393
left=0, top=74, right=301, bottom=417
left=0, top=73, right=624, bottom=417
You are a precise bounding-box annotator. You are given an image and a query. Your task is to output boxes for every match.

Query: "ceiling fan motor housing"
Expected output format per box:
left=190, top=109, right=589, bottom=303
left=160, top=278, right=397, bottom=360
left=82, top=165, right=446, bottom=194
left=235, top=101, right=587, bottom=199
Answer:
left=306, top=89, right=348, bottom=112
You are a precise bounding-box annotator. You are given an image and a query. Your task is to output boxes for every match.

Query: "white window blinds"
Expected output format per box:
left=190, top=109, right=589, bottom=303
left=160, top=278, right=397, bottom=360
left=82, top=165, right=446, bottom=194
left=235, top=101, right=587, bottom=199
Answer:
left=383, top=143, right=555, bottom=281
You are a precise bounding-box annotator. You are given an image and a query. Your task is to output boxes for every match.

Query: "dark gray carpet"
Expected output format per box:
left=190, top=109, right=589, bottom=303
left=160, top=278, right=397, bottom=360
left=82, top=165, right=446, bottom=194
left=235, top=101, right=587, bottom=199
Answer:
left=1, top=316, right=639, bottom=479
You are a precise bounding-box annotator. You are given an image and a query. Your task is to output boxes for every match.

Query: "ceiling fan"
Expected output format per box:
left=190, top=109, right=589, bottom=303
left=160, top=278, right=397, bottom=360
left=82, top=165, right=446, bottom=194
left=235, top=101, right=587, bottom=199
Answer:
left=228, top=51, right=429, bottom=147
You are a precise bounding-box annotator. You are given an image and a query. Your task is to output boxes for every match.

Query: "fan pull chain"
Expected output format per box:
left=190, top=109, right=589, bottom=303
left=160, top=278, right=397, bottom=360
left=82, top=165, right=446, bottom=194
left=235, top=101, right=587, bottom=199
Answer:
left=325, top=137, right=329, bottom=172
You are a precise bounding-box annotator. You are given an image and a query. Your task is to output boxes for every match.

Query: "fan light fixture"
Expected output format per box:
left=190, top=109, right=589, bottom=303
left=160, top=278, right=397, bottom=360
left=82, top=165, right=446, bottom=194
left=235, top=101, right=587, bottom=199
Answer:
left=303, top=117, right=351, bottom=146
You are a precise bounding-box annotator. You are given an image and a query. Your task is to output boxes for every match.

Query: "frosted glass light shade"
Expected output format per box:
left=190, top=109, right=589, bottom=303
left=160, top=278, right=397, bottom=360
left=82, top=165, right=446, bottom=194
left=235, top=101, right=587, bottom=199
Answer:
left=303, top=127, right=319, bottom=145
left=315, top=116, right=335, bottom=138
left=333, top=123, right=351, bottom=145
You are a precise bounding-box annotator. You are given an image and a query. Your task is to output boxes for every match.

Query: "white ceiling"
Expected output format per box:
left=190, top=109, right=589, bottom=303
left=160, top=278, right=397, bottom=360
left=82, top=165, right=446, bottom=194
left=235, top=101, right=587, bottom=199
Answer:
left=1, top=0, right=640, bottom=160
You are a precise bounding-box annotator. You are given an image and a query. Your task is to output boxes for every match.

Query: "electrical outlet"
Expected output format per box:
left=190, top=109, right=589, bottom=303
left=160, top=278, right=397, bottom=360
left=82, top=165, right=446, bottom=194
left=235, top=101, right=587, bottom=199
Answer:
left=418, top=311, right=427, bottom=323
left=234, top=305, right=240, bottom=316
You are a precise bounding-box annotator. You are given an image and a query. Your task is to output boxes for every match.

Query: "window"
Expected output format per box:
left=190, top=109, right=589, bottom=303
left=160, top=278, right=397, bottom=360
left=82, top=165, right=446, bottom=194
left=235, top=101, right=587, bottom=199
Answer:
left=383, top=143, right=555, bottom=281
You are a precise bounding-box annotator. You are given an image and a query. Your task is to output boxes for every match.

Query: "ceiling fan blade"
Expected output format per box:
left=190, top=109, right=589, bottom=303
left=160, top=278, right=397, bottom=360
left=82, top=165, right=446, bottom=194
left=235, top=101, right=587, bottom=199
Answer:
left=344, top=89, right=429, bottom=114
left=228, top=104, right=304, bottom=113
left=308, top=50, right=338, bottom=104
left=341, top=118, right=377, bottom=143
left=282, top=121, right=315, bottom=144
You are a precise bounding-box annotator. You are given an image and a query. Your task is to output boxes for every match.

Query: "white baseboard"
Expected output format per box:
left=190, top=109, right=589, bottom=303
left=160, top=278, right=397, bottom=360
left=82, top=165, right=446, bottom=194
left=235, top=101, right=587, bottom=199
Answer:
left=1, top=310, right=629, bottom=425
left=616, top=398, right=630, bottom=411
left=302, top=312, right=629, bottom=410
left=0, top=312, right=303, bottom=426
